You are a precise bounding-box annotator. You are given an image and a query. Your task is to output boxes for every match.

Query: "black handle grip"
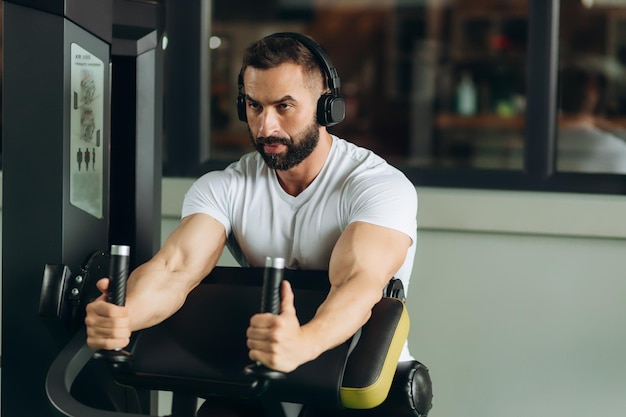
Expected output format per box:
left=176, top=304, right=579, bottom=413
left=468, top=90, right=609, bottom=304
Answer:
left=244, top=256, right=286, bottom=381
left=107, top=244, right=130, bottom=306
left=260, top=256, right=284, bottom=314
left=93, top=245, right=132, bottom=365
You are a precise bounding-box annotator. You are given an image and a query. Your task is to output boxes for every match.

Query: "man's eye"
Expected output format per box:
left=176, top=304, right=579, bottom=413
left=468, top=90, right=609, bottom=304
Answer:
left=248, top=102, right=260, bottom=110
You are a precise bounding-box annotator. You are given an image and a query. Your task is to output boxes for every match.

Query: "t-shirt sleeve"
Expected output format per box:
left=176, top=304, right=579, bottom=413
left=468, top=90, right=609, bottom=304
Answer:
left=181, top=170, right=233, bottom=236
left=343, top=170, right=418, bottom=244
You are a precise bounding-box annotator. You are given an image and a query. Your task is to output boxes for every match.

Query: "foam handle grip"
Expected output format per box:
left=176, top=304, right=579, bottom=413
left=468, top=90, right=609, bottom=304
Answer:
left=107, top=245, right=130, bottom=306
left=260, top=256, right=284, bottom=314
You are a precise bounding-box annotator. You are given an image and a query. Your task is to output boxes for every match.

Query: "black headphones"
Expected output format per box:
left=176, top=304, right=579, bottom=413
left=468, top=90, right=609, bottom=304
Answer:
left=237, top=32, right=345, bottom=127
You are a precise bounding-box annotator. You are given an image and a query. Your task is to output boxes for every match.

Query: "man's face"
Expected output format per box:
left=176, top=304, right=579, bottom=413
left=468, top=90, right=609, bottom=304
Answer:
left=242, top=63, right=323, bottom=170
left=248, top=116, right=319, bottom=170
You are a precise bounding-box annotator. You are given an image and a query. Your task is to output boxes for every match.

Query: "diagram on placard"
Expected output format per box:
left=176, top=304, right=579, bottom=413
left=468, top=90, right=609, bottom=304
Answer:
left=70, top=43, right=104, bottom=219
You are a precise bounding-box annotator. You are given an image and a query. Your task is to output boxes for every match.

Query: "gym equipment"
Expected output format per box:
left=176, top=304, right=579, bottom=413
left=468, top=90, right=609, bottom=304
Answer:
left=44, top=265, right=433, bottom=417
left=243, top=256, right=288, bottom=380
left=2, top=2, right=113, bottom=414
left=93, top=245, right=133, bottom=365
left=2, top=1, right=162, bottom=414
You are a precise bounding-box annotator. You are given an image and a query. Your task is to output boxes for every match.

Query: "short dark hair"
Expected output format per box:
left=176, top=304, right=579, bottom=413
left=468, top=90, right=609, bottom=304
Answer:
left=241, top=35, right=326, bottom=91
left=559, top=67, right=607, bottom=115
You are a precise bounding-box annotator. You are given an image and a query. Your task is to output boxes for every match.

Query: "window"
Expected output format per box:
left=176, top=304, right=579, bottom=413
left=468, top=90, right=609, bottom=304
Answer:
left=207, top=0, right=529, bottom=170
left=557, top=0, right=626, bottom=175
left=162, top=0, right=626, bottom=194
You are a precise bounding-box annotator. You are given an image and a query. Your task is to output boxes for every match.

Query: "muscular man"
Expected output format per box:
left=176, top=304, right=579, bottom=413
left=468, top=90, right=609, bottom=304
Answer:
left=86, top=32, right=417, bottom=416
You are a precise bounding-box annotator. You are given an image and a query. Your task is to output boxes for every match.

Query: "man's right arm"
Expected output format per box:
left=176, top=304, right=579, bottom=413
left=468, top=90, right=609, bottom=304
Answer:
left=85, top=213, right=227, bottom=351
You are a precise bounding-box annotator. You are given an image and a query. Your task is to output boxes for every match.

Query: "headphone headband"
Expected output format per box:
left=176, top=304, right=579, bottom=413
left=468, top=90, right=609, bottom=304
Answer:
left=268, top=32, right=341, bottom=93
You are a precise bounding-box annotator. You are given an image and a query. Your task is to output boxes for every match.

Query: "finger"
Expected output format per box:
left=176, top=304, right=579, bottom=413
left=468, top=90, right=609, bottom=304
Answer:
left=249, top=311, right=277, bottom=328
left=247, top=312, right=282, bottom=341
left=86, top=321, right=131, bottom=339
left=280, top=280, right=295, bottom=315
left=86, top=299, right=129, bottom=319
left=85, top=316, right=131, bottom=351
left=96, top=277, right=110, bottom=293
left=248, top=345, right=276, bottom=363
left=246, top=323, right=264, bottom=340
left=248, top=349, right=288, bottom=373
left=246, top=337, right=272, bottom=353
left=85, top=309, right=131, bottom=344
left=87, top=333, right=130, bottom=351
left=248, top=348, right=265, bottom=364
left=88, top=320, right=131, bottom=337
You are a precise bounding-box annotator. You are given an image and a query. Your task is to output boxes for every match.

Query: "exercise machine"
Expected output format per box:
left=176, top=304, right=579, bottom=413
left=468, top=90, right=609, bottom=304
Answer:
left=2, top=0, right=162, bottom=415
left=43, top=256, right=433, bottom=416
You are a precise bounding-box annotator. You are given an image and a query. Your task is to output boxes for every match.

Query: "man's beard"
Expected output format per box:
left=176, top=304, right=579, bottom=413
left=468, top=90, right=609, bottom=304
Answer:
left=249, top=121, right=320, bottom=170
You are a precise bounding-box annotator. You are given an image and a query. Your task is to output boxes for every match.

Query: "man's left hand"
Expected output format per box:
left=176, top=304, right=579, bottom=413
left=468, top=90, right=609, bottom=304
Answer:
left=246, top=280, right=314, bottom=373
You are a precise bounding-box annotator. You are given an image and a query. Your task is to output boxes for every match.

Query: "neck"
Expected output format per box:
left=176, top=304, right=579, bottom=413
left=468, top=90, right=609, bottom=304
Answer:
left=276, top=130, right=332, bottom=196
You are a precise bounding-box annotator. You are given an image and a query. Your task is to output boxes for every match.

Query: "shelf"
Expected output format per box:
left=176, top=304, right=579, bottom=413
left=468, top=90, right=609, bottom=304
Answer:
left=435, top=113, right=524, bottom=130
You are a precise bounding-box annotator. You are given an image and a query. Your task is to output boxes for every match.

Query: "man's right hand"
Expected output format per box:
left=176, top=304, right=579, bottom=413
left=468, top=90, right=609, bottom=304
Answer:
left=85, top=278, right=132, bottom=351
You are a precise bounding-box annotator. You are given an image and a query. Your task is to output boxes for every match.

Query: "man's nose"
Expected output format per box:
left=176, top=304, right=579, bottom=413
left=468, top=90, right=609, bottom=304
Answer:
left=258, top=109, right=280, bottom=138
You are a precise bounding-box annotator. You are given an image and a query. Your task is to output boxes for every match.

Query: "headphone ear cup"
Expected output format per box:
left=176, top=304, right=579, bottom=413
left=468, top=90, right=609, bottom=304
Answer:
left=237, top=94, right=247, bottom=122
left=317, top=94, right=345, bottom=126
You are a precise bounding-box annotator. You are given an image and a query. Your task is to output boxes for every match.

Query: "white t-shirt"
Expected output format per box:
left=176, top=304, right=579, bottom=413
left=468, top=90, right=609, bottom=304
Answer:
left=182, top=135, right=418, bottom=359
left=558, top=124, right=626, bottom=174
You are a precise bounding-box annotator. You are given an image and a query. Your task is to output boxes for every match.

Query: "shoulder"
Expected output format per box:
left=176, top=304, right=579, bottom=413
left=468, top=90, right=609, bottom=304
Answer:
left=185, top=151, right=265, bottom=200
left=331, top=137, right=415, bottom=195
left=328, top=139, right=417, bottom=243
left=331, top=136, right=387, bottom=168
left=561, top=125, right=626, bottom=150
left=601, top=132, right=626, bottom=151
left=195, top=152, right=263, bottom=184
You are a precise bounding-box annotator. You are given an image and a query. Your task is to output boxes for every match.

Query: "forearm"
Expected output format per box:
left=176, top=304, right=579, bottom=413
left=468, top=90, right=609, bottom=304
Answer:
left=85, top=214, right=226, bottom=351
left=299, top=221, right=411, bottom=362
left=300, top=275, right=383, bottom=361
left=124, top=214, right=226, bottom=331
left=123, top=262, right=197, bottom=331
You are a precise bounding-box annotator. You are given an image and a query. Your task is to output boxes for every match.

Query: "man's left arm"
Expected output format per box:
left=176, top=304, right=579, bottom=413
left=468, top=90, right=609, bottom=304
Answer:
left=246, top=221, right=411, bottom=372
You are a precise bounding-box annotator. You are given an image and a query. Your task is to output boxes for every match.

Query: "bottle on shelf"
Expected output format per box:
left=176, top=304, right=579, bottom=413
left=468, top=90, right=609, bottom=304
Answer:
left=455, top=71, right=478, bottom=116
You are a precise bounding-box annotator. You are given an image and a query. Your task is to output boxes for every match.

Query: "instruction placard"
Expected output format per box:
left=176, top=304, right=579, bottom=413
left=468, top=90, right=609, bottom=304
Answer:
left=70, top=43, right=104, bottom=219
